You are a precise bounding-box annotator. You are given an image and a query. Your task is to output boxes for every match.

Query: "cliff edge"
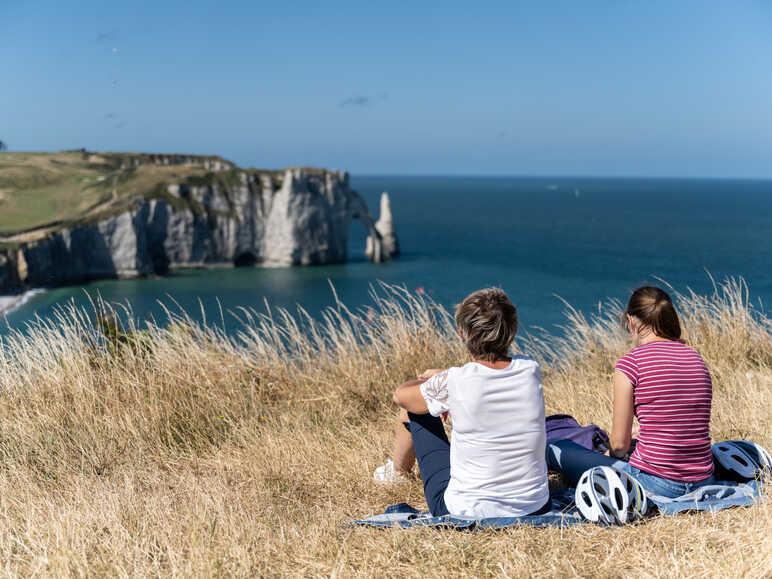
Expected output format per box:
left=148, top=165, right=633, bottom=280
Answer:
left=0, top=152, right=398, bottom=294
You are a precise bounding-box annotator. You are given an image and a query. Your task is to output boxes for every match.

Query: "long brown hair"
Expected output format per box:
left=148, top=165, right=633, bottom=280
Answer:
left=625, top=286, right=682, bottom=341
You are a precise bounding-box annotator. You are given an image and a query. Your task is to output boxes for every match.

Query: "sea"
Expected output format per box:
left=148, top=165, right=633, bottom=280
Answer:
left=2, top=176, right=771, bottom=336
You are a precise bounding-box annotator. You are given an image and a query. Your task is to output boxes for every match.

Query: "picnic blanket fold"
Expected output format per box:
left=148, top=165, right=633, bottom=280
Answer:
left=350, top=489, right=584, bottom=529
left=649, top=480, right=762, bottom=515
left=350, top=482, right=763, bottom=529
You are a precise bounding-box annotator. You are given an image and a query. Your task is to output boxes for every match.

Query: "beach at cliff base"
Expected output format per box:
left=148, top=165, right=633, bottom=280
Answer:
left=0, top=296, right=20, bottom=315
left=0, top=290, right=43, bottom=317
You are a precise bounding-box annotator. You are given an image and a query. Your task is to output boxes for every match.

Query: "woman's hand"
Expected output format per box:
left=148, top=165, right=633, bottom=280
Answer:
left=418, top=368, right=444, bottom=381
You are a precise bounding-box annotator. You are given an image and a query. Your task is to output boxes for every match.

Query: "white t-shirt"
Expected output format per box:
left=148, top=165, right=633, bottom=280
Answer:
left=419, top=356, right=549, bottom=518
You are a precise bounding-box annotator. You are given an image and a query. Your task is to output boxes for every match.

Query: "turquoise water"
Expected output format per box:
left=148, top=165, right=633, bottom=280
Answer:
left=2, top=176, right=771, bottom=335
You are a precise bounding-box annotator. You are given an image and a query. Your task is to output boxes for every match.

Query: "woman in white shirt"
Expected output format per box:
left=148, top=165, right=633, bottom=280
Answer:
left=391, top=288, right=550, bottom=517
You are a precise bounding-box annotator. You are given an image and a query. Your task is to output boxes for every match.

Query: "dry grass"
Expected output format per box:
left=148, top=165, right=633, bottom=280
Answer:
left=0, top=279, right=769, bottom=577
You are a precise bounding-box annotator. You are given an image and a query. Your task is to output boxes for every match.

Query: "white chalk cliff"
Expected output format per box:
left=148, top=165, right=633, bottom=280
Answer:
left=0, top=160, right=397, bottom=294
left=366, top=192, right=399, bottom=260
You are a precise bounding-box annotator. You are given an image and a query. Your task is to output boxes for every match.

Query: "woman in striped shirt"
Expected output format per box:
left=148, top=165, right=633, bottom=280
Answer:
left=547, top=286, right=717, bottom=498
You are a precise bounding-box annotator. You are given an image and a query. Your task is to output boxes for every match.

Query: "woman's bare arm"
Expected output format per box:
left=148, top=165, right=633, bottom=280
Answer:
left=393, top=379, right=429, bottom=414
left=610, top=370, right=634, bottom=458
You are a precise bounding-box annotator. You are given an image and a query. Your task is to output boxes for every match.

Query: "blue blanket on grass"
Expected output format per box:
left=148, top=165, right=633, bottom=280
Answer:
left=350, top=482, right=763, bottom=529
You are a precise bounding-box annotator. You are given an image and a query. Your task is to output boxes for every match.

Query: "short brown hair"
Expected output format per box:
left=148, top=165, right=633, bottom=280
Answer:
left=455, top=288, right=518, bottom=362
left=625, top=286, right=681, bottom=341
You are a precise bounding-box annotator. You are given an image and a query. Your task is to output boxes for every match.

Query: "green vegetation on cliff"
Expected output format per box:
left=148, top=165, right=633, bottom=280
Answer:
left=0, top=150, right=245, bottom=236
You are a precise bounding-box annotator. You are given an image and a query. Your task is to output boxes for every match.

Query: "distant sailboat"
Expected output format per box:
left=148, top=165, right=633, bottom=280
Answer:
left=573, top=189, right=581, bottom=198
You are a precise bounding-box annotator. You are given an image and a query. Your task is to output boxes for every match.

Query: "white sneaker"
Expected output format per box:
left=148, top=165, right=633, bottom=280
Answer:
left=373, top=459, right=409, bottom=483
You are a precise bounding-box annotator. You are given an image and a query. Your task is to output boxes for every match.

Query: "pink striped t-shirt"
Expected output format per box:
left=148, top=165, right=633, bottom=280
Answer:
left=615, top=340, right=714, bottom=482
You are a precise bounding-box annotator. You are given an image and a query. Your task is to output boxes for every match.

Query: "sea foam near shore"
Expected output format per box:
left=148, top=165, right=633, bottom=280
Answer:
left=0, top=289, right=45, bottom=316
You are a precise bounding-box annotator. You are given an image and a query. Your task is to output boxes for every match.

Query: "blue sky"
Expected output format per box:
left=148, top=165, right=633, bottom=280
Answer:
left=2, top=0, right=772, bottom=176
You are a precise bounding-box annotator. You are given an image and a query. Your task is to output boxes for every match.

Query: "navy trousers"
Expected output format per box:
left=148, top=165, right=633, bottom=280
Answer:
left=407, top=412, right=551, bottom=517
left=407, top=412, right=451, bottom=516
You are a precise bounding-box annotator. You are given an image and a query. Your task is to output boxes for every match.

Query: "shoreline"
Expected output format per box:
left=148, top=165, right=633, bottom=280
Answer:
left=0, top=289, right=44, bottom=316
left=0, top=296, right=22, bottom=315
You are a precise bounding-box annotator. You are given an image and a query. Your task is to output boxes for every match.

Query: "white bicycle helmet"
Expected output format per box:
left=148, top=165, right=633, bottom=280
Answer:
left=575, top=466, right=648, bottom=525
left=712, top=440, right=772, bottom=481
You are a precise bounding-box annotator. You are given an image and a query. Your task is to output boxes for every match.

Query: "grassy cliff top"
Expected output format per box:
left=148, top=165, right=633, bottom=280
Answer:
left=0, top=151, right=284, bottom=238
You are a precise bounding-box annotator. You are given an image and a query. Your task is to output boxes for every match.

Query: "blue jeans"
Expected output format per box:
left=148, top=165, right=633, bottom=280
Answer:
left=546, top=440, right=716, bottom=499
left=408, top=412, right=552, bottom=517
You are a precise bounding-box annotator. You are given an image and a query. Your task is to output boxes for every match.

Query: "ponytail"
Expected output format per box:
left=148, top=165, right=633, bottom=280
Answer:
left=625, top=286, right=681, bottom=341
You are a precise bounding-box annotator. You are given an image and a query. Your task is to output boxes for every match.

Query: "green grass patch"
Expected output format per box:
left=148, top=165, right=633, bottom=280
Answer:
left=0, top=151, right=246, bottom=235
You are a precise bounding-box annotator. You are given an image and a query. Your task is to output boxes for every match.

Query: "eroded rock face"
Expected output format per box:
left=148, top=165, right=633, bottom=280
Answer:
left=262, top=169, right=350, bottom=266
left=0, top=168, right=396, bottom=294
left=366, top=192, right=399, bottom=260
left=0, top=254, right=21, bottom=294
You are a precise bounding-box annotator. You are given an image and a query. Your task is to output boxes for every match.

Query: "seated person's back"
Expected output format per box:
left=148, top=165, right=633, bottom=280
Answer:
left=616, top=340, right=713, bottom=481
left=392, top=288, right=550, bottom=518
left=422, top=355, right=549, bottom=517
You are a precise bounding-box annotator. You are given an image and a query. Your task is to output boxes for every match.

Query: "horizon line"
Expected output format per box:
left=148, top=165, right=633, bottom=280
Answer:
left=351, top=173, right=772, bottom=182
left=4, top=149, right=771, bottom=182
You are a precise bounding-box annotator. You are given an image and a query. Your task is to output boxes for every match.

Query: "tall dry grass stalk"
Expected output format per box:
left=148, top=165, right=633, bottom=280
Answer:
left=0, top=279, right=769, bottom=577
